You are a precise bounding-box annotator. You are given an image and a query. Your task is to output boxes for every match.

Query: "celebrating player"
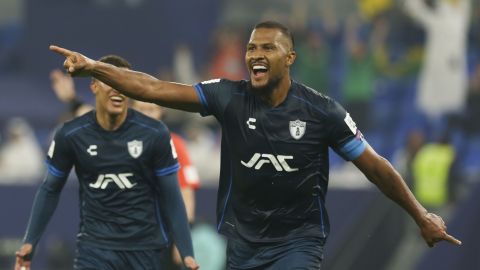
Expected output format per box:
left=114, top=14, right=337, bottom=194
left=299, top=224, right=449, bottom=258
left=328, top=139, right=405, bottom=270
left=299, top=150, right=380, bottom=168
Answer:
left=49, top=21, right=460, bottom=269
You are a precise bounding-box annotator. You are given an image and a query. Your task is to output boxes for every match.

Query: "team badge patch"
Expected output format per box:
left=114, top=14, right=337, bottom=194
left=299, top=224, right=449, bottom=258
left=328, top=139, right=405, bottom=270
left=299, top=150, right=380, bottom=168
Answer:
left=289, top=120, right=306, bottom=140
left=127, top=140, right=143, bottom=158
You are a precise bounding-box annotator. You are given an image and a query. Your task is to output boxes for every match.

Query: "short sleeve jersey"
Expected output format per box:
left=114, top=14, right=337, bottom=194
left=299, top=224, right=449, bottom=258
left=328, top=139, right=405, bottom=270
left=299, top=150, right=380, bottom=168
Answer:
left=45, top=109, right=179, bottom=250
left=194, top=79, right=367, bottom=243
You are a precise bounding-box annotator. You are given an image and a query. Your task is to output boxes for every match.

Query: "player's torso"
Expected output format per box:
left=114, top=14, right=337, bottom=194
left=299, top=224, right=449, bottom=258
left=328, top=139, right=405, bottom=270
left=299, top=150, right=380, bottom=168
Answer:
left=69, top=123, right=157, bottom=199
left=64, top=112, right=170, bottom=248
left=220, top=84, right=332, bottom=222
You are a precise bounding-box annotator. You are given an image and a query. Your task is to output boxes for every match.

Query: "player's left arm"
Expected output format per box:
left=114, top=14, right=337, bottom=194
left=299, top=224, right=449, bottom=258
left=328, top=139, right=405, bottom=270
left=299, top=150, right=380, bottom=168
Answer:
left=155, top=173, right=199, bottom=270
left=352, top=145, right=462, bottom=247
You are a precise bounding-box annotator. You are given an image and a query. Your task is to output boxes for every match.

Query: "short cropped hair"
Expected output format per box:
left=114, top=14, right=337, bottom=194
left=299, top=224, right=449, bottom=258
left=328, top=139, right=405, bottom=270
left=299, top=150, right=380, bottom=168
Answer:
left=98, top=55, right=131, bottom=69
left=253, top=21, right=295, bottom=49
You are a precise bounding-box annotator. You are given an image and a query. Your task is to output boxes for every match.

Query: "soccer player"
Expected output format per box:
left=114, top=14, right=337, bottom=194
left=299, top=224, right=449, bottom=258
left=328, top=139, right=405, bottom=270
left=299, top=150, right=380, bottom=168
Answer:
left=14, top=55, right=199, bottom=270
left=50, top=21, right=461, bottom=269
left=48, top=71, right=201, bottom=269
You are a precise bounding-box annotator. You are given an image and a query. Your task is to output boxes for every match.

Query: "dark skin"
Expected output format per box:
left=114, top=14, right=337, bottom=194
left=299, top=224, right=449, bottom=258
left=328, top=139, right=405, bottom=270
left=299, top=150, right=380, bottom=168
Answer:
left=49, top=26, right=461, bottom=249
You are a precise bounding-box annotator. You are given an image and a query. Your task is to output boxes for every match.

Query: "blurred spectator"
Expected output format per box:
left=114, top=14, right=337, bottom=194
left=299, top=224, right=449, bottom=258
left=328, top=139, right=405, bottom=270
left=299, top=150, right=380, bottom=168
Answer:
left=404, top=0, right=471, bottom=118
left=393, top=129, right=426, bottom=186
left=460, top=62, right=480, bottom=135
left=341, top=14, right=381, bottom=131
left=0, top=117, right=44, bottom=183
left=411, top=130, right=458, bottom=211
left=208, top=28, right=246, bottom=80
left=50, top=69, right=92, bottom=120
left=293, top=29, right=330, bottom=94
left=173, top=43, right=199, bottom=85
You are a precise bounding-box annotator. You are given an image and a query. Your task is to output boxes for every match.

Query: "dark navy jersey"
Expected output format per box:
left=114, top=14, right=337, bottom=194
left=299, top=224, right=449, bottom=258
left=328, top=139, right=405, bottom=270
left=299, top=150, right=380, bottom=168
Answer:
left=45, top=109, right=179, bottom=250
left=194, top=79, right=367, bottom=243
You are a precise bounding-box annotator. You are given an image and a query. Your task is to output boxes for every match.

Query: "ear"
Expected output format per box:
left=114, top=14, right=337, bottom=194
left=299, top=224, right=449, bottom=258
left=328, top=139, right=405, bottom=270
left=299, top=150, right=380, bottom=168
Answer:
left=286, top=50, right=296, bottom=67
left=90, top=79, right=97, bottom=94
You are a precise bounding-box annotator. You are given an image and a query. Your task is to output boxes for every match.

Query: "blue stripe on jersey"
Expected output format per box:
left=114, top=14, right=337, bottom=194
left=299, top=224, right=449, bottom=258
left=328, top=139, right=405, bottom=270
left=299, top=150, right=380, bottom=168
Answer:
left=128, top=120, right=161, bottom=133
left=45, top=161, right=67, bottom=178
left=154, top=196, right=169, bottom=242
left=65, top=123, right=92, bottom=137
left=338, top=137, right=367, bottom=161
left=316, top=196, right=326, bottom=238
left=194, top=84, right=208, bottom=111
left=217, top=175, right=233, bottom=232
left=155, top=163, right=180, bottom=176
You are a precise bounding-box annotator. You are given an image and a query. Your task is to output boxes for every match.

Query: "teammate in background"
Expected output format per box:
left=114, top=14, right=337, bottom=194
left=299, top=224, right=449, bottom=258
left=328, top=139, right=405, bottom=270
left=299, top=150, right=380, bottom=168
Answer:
left=50, top=21, right=461, bottom=269
left=14, top=55, right=199, bottom=270
left=49, top=70, right=201, bottom=269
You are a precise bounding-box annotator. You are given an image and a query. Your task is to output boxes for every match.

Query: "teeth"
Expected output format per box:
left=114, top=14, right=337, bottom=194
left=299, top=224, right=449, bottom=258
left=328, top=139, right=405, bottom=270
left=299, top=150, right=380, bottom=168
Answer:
left=111, top=96, right=123, bottom=101
left=253, top=65, right=267, bottom=71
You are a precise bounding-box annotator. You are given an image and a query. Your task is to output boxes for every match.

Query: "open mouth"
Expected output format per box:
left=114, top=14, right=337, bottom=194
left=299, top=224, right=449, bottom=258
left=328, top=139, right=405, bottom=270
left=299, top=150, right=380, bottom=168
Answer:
left=110, top=96, right=124, bottom=106
left=252, top=65, right=268, bottom=78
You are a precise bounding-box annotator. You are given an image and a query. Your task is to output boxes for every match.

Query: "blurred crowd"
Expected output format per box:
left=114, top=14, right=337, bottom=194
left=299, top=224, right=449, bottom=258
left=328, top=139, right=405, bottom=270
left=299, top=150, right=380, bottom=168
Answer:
left=0, top=0, right=479, bottom=268
left=2, top=0, right=478, bottom=200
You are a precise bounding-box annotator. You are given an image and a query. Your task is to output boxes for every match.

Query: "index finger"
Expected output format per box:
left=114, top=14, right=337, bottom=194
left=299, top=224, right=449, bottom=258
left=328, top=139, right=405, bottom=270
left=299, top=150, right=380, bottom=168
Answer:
left=49, top=45, right=74, bottom=57
left=444, top=233, right=462, bottom=245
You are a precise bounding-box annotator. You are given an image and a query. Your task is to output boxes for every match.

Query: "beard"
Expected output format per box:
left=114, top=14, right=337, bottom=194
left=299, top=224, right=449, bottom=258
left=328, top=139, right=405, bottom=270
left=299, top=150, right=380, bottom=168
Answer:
left=247, top=75, right=282, bottom=96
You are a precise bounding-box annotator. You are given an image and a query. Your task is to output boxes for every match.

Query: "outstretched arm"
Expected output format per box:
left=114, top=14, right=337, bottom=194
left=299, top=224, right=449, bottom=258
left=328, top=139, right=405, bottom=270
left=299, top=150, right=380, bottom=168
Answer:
left=15, top=172, right=68, bottom=270
left=353, top=145, right=461, bottom=247
left=49, top=45, right=202, bottom=112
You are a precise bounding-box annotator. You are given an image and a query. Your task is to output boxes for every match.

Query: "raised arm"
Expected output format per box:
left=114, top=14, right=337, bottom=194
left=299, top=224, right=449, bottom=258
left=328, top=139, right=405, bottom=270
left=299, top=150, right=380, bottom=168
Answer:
left=49, top=45, right=202, bottom=112
left=353, top=145, right=461, bottom=247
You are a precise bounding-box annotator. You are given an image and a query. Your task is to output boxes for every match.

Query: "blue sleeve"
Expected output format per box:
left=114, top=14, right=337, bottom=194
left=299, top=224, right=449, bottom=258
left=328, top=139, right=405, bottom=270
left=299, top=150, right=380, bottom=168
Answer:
left=155, top=173, right=194, bottom=259
left=23, top=171, right=68, bottom=260
left=327, top=100, right=368, bottom=161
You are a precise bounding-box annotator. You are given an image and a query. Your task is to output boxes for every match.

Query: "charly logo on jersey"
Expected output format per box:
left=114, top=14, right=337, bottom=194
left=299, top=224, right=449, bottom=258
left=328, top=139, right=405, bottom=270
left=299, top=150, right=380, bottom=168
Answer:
left=241, top=153, right=298, bottom=172
left=127, top=140, right=143, bottom=158
left=89, top=173, right=137, bottom=189
left=246, top=118, right=256, bottom=130
left=87, top=145, right=98, bottom=156
left=289, top=120, right=306, bottom=140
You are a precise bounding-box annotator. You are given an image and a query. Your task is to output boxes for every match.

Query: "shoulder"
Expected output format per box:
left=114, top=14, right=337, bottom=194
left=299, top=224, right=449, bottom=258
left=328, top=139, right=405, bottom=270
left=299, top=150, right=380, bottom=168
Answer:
left=128, top=109, right=169, bottom=135
left=291, top=81, right=338, bottom=116
left=197, top=78, right=247, bottom=92
left=58, top=111, right=95, bottom=137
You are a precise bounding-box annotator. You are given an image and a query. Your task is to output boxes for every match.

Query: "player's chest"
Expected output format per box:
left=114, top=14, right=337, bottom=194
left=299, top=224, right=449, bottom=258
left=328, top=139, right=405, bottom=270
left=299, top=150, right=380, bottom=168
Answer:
left=225, top=101, right=328, bottom=149
left=69, top=132, right=153, bottom=165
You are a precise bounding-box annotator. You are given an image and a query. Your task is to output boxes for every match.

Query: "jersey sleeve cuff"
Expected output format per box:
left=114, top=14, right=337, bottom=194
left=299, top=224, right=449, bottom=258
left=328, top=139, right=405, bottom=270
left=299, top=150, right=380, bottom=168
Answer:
left=335, top=136, right=367, bottom=161
left=155, top=163, right=180, bottom=176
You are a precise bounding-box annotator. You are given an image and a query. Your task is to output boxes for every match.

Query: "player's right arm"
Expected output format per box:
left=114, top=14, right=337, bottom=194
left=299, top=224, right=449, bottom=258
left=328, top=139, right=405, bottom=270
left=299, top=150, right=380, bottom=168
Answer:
left=15, top=171, right=69, bottom=270
left=15, top=127, right=73, bottom=270
left=49, top=45, right=202, bottom=112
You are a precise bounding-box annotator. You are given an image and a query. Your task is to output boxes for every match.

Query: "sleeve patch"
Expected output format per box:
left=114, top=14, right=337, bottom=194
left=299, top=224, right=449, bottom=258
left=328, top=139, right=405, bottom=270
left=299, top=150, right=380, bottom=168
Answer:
left=47, top=140, right=55, bottom=158
left=170, top=139, right=178, bottom=159
left=344, top=113, right=358, bottom=135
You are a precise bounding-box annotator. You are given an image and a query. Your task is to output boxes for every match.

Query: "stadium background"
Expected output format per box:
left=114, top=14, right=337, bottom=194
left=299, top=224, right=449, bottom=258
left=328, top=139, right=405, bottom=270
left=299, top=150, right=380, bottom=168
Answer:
left=0, top=0, right=479, bottom=269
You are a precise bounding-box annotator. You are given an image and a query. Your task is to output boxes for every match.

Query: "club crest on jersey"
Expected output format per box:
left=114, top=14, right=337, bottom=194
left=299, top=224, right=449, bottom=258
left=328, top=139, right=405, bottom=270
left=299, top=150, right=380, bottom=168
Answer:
left=127, top=140, right=143, bottom=158
left=289, top=120, right=306, bottom=140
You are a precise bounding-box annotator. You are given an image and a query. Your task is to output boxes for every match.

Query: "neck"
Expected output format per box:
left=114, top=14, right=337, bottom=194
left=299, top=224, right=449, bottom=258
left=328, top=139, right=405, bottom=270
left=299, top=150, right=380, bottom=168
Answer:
left=95, top=108, right=128, bottom=131
left=260, top=74, right=292, bottom=107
